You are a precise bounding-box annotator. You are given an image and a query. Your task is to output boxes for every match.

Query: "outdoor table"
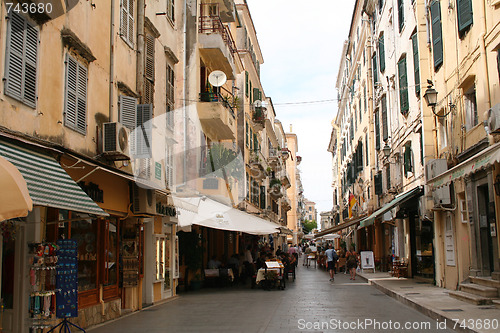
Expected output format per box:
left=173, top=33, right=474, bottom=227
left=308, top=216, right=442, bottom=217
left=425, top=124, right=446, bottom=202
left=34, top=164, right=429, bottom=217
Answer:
left=255, top=261, right=285, bottom=290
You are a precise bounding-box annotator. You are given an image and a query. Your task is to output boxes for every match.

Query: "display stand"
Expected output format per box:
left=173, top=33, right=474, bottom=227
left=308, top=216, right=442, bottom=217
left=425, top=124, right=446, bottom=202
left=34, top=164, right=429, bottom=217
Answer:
left=47, top=239, right=85, bottom=333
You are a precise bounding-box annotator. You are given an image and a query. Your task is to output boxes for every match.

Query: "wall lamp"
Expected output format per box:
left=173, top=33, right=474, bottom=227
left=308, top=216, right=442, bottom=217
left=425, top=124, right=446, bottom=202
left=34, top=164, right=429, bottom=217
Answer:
left=424, top=80, right=453, bottom=118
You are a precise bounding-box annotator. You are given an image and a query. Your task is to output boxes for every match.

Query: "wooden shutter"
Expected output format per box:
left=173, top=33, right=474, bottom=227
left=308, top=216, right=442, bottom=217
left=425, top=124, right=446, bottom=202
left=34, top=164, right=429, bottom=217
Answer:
left=398, top=57, right=409, bottom=115
left=135, top=104, right=153, bottom=158
left=411, top=33, right=420, bottom=96
left=372, top=54, right=378, bottom=84
left=119, top=95, right=137, bottom=129
left=430, top=0, right=443, bottom=69
left=378, top=34, right=385, bottom=72
left=381, top=95, right=388, bottom=141
left=5, top=13, right=38, bottom=107
left=64, top=55, right=87, bottom=134
left=375, top=111, right=380, bottom=150
left=398, top=0, right=404, bottom=32
left=457, top=0, right=473, bottom=35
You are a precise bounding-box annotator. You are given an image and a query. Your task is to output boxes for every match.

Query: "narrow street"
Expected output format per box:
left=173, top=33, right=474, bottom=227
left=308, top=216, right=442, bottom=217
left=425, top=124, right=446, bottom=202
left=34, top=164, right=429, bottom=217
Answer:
left=89, top=264, right=454, bottom=333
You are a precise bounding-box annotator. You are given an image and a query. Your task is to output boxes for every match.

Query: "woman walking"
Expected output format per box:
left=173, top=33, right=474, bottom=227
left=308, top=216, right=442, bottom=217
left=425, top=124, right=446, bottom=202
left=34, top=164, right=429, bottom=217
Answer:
left=346, top=247, right=358, bottom=280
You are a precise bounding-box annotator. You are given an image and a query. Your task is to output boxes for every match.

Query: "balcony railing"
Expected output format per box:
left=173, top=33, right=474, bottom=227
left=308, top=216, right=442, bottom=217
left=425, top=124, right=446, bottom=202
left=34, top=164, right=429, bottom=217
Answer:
left=199, top=15, right=237, bottom=55
left=199, top=90, right=236, bottom=118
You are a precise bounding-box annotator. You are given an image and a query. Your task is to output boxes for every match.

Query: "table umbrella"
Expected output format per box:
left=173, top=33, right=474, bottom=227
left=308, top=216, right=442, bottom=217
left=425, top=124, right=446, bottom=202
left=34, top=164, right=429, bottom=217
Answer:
left=0, top=156, right=33, bottom=221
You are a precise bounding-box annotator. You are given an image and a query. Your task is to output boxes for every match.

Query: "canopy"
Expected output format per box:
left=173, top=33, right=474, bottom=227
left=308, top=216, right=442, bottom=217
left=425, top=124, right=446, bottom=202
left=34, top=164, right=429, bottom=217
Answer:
left=427, top=141, right=500, bottom=188
left=359, top=186, right=423, bottom=228
left=313, top=215, right=366, bottom=238
left=0, top=141, right=108, bottom=216
left=0, top=156, right=33, bottom=221
left=316, top=234, right=340, bottom=241
left=176, top=196, right=280, bottom=235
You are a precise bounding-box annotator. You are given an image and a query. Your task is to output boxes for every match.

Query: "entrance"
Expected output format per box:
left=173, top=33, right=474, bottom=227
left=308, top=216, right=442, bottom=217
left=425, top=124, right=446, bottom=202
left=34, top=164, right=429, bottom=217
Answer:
left=477, top=184, right=494, bottom=274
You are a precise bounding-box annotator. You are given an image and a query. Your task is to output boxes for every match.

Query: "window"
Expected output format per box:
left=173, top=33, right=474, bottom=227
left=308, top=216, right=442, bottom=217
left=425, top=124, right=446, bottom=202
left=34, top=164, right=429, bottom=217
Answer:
left=364, top=86, right=367, bottom=113
left=119, top=95, right=137, bottom=129
left=464, top=85, right=477, bottom=131
left=378, top=34, right=385, bottom=73
left=251, top=179, right=259, bottom=206
left=166, top=64, right=175, bottom=129
left=246, top=172, right=250, bottom=200
left=4, top=12, right=38, bottom=107
left=365, top=133, right=369, bottom=166
left=260, top=186, right=266, bottom=209
left=497, top=50, right=500, bottom=83
left=386, top=165, right=391, bottom=191
left=438, top=116, right=448, bottom=148
left=456, top=0, right=473, bottom=36
left=404, top=143, right=413, bottom=177
left=375, top=110, right=380, bottom=150
left=144, top=33, right=155, bottom=104
left=430, top=0, right=443, bottom=70
left=459, top=194, right=468, bottom=223
left=166, top=0, right=175, bottom=23
left=103, top=220, right=119, bottom=287
left=120, top=0, right=134, bottom=46
left=398, top=56, right=409, bottom=115
left=245, top=121, right=249, bottom=147
left=398, top=0, right=404, bottom=32
left=381, top=95, right=388, bottom=141
left=374, top=172, right=383, bottom=195
left=379, top=0, right=384, bottom=13
left=372, top=54, right=379, bottom=85
left=411, top=32, right=420, bottom=96
left=64, top=54, right=88, bottom=134
left=155, top=235, right=171, bottom=287
left=245, top=71, right=249, bottom=97
left=135, top=104, right=153, bottom=158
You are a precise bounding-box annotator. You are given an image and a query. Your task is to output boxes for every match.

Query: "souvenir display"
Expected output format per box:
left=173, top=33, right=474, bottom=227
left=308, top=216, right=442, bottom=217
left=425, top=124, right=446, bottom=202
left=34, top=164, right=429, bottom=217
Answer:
left=55, top=239, right=78, bottom=318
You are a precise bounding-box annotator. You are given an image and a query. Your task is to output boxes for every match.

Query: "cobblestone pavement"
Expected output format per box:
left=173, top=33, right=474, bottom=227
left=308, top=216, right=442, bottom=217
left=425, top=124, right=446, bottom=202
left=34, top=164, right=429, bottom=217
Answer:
left=89, top=263, right=455, bottom=333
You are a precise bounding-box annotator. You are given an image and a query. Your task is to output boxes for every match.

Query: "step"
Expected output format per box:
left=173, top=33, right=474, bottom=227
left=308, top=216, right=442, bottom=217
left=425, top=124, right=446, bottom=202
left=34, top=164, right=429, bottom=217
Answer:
left=493, top=299, right=500, bottom=309
left=470, top=276, right=500, bottom=290
left=460, top=283, right=498, bottom=298
left=449, top=290, right=493, bottom=305
left=492, top=272, right=500, bottom=281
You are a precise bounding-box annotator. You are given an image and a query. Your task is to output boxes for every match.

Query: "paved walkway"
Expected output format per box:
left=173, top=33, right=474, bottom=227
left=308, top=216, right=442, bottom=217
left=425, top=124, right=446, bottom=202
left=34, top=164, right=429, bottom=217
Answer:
left=88, top=263, right=457, bottom=333
left=356, top=271, right=500, bottom=333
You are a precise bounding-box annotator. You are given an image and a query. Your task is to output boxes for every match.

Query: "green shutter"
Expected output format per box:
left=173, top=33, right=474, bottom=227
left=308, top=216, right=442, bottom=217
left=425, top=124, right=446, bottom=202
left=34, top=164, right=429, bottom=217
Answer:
left=411, top=33, right=420, bottom=96
left=245, top=71, right=249, bottom=97
left=253, top=88, right=259, bottom=102
left=457, top=0, right=473, bottom=35
left=398, top=0, right=404, bottom=32
left=245, top=121, right=249, bottom=147
left=249, top=80, right=252, bottom=101
left=375, top=111, right=380, bottom=150
left=386, top=166, right=391, bottom=190
left=404, top=144, right=413, bottom=176
left=381, top=95, right=388, bottom=141
left=430, top=0, right=443, bottom=69
left=398, top=57, right=409, bottom=115
left=253, top=133, right=258, bottom=152
left=375, top=172, right=382, bottom=195
left=260, top=186, right=266, bottom=209
left=378, top=34, right=385, bottom=72
left=372, top=54, right=378, bottom=84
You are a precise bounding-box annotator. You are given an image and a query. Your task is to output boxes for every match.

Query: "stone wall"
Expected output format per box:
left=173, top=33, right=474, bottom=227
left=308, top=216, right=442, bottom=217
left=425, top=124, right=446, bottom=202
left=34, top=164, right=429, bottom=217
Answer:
left=76, top=299, right=122, bottom=328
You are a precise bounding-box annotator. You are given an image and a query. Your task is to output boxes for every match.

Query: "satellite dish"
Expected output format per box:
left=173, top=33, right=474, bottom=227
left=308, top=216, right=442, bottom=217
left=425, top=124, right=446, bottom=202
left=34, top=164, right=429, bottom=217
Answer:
left=208, top=70, right=227, bottom=87
left=254, top=100, right=262, bottom=108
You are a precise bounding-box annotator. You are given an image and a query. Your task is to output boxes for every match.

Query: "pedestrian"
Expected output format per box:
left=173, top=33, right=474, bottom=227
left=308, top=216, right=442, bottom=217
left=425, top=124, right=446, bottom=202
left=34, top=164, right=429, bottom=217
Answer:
left=303, top=245, right=311, bottom=266
left=275, top=245, right=283, bottom=256
left=346, top=246, right=358, bottom=280
left=324, top=244, right=338, bottom=281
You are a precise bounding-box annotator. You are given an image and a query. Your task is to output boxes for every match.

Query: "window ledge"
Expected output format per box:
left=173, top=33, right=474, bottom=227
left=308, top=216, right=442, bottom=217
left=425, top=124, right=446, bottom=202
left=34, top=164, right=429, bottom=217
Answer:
left=61, top=28, right=96, bottom=63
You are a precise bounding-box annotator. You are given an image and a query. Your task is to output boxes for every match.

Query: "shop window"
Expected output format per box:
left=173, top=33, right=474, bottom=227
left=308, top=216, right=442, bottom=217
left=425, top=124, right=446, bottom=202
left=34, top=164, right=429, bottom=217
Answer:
left=464, top=85, right=477, bottom=131
left=155, top=235, right=171, bottom=290
left=103, top=220, right=119, bottom=286
left=70, top=216, right=98, bottom=292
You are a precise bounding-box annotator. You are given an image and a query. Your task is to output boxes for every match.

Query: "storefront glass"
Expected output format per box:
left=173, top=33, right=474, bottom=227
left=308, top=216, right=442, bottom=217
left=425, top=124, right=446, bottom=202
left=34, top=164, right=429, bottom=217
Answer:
left=415, top=219, right=434, bottom=278
left=71, top=217, right=98, bottom=291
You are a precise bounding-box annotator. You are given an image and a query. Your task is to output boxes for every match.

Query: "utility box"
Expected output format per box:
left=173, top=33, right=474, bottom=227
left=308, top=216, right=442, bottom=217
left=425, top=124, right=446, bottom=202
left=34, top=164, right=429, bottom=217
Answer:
left=426, top=159, right=451, bottom=206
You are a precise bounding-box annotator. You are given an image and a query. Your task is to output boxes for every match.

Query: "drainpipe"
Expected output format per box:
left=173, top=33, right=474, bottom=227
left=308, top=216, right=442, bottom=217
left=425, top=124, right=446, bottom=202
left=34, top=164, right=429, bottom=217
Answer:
left=136, top=0, right=145, bottom=102
left=109, top=0, right=115, bottom=122
left=479, top=0, right=492, bottom=110
left=183, top=0, right=189, bottom=184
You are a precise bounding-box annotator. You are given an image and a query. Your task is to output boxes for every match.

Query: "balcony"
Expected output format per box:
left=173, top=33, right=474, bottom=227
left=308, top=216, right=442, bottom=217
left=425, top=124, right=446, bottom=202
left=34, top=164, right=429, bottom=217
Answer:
left=268, top=178, right=283, bottom=199
left=281, top=193, right=292, bottom=211
left=267, top=148, right=280, bottom=168
left=251, top=106, right=266, bottom=132
left=249, top=150, right=266, bottom=180
left=280, top=171, right=291, bottom=189
left=199, top=10, right=237, bottom=79
left=198, top=91, right=237, bottom=140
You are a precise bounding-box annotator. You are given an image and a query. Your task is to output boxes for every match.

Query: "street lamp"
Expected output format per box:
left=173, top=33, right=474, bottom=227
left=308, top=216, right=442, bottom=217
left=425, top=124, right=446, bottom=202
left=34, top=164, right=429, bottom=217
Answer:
left=423, top=85, right=438, bottom=108
left=383, top=143, right=391, bottom=158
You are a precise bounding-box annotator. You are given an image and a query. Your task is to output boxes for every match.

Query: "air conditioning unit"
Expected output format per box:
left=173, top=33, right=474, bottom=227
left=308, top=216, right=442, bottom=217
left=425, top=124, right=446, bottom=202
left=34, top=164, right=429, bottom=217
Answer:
left=102, top=122, right=130, bottom=160
left=486, top=103, right=500, bottom=133
left=426, top=159, right=451, bottom=206
left=132, top=185, right=156, bottom=215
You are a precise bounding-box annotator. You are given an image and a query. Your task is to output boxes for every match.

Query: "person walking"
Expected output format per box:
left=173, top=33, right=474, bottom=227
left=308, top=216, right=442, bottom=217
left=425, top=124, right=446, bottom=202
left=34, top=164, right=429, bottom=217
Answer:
left=324, top=244, right=338, bottom=282
left=303, top=245, right=311, bottom=266
left=346, top=247, right=358, bottom=280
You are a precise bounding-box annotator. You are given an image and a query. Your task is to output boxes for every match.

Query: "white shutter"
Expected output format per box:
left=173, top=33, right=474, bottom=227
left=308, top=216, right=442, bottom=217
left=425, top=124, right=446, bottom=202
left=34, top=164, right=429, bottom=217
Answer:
left=128, top=0, right=134, bottom=45
left=120, top=0, right=134, bottom=45
left=135, top=104, right=153, bottom=158
left=119, top=95, right=137, bottom=129
left=5, top=12, right=38, bottom=107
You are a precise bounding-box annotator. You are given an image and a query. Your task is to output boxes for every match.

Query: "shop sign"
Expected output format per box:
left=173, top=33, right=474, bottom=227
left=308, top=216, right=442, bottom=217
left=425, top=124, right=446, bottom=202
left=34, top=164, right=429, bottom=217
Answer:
left=78, top=182, right=104, bottom=203
left=156, top=202, right=177, bottom=217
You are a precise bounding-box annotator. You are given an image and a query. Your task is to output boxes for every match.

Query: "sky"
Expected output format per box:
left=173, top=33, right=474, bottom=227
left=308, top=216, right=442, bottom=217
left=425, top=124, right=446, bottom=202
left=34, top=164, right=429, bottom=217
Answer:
left=246, top=0, right=355, bottom=218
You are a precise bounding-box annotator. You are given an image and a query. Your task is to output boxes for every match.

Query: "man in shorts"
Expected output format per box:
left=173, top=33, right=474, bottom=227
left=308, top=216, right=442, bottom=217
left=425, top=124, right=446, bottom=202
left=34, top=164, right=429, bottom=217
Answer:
left=325, top=244, right=338, bottom=281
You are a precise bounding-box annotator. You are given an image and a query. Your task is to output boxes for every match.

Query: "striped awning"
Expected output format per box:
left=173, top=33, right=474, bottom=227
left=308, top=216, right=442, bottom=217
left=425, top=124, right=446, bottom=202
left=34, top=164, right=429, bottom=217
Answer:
left=0, top=141, right=108, bottom=216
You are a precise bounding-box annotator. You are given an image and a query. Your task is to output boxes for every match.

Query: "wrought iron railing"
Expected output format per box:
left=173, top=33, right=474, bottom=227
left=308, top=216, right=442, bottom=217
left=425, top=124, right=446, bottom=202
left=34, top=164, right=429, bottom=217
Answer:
left=199, top=90, right=235, bottom=118
left=199, top=15, right=237, bottom=55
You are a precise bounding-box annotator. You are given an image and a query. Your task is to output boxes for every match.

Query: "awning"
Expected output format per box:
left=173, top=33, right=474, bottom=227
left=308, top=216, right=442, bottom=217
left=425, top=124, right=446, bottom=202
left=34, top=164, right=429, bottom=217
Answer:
left=0, top=141, right=108, bottom=216
left=359, top=186, right=423, bottom=228
left=278, top=226, right=293, bottom=235
left=0, top=156, right=33, bottom=220
left=427, top=141, right=500, bottom=188
left=313, top=215, right=366, bottom=238
left=176, top=197, right=280, bottom=235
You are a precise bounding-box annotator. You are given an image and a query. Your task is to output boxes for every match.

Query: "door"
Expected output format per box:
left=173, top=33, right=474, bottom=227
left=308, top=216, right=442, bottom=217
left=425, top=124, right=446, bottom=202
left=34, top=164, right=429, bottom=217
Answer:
left=1, top=238, right=15, bottom=332
left=477, top=184, right=494, bottom=274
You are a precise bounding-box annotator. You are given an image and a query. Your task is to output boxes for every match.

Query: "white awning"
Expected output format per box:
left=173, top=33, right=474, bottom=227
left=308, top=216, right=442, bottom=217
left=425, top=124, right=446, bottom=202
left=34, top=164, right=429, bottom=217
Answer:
left=175, top=196, right=280, bottom=235
left=427, top=141, right=500, bottom=188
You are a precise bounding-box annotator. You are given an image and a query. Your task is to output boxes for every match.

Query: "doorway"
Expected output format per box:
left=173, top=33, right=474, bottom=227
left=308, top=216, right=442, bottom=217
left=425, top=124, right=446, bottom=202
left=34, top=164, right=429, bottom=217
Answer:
left=477, top=184, right=494, bottom=274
